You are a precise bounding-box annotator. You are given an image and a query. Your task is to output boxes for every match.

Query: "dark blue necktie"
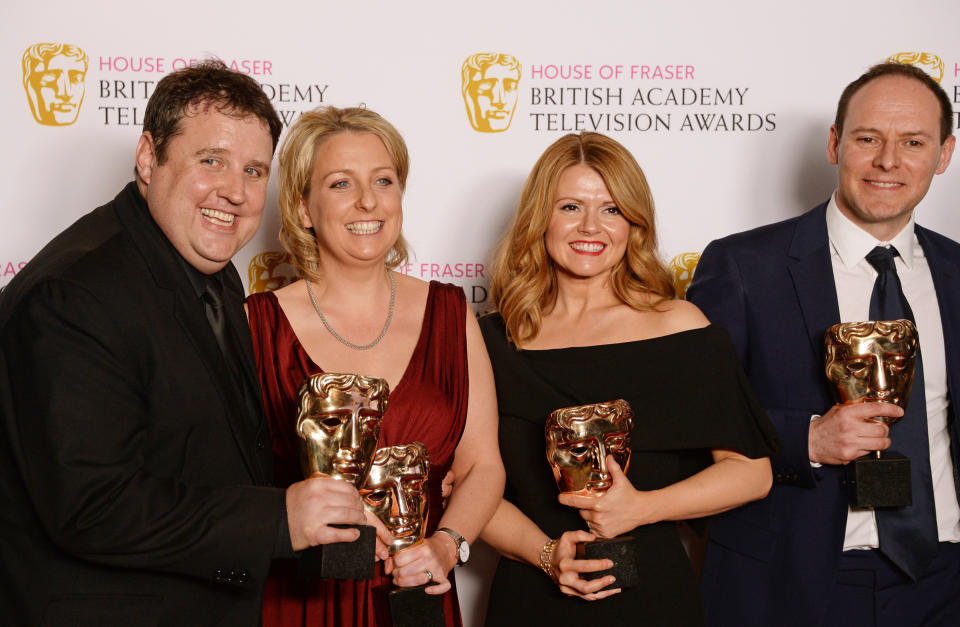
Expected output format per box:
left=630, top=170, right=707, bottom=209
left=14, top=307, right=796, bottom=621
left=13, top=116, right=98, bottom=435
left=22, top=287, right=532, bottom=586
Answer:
left=865, top=245, right=938, bottom=580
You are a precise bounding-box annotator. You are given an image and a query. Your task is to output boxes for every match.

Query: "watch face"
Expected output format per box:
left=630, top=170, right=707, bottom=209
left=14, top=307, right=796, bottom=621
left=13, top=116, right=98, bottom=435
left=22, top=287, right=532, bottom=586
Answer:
left=458, top=542, right=470, bottom=564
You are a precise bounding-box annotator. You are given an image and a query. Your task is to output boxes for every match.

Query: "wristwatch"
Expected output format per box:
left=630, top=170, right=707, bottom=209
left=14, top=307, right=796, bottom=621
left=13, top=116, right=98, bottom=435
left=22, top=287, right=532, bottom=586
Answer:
left=436, top=527, right=470, bottom=566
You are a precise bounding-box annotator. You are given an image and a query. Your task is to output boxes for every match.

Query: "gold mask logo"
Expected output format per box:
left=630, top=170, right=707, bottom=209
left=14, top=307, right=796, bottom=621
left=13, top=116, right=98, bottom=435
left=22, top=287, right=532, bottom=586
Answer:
left=461, top=53, right=521, bottom=133
left=22, top=43, right=89, bottom=126
left=248, top=251, right=298, bottom=295
left=669, top=252, right=700, bottom=300
left=886, top=52, right=944, bottom=83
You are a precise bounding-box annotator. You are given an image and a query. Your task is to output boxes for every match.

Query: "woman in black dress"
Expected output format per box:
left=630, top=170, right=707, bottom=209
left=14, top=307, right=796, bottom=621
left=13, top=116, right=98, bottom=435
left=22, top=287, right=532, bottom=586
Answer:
left=479, top=132, right=778, bottom=625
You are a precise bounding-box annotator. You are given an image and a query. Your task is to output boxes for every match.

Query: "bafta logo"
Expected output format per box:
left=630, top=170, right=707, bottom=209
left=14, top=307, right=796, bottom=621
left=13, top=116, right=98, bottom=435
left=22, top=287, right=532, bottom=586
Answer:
left=461, top=53, right=521, bottom=133
left=248, top=251, right=297, bottom=294
left=886, top=52, right=944, bottom=83
left=670, top=252, right=700, bottom=300
left=22, top=43, right=88, bottom=126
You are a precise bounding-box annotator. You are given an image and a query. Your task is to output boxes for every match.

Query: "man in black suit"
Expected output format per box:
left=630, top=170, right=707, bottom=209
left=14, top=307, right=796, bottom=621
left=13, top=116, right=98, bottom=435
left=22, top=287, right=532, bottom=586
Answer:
left=688, top=63, right=960, bottom=626
left=0, top=61, right=372, bottom=625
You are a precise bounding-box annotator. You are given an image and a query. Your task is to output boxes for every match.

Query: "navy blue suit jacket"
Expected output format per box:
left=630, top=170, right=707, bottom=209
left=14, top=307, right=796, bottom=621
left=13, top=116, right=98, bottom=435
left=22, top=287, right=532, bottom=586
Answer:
left=687, top=203, right=960, bottom=626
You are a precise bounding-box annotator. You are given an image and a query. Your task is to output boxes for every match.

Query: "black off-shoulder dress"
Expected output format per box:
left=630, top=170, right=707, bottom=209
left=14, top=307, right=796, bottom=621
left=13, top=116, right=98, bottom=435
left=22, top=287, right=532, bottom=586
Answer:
left=479, top=314, right=779, bottom=627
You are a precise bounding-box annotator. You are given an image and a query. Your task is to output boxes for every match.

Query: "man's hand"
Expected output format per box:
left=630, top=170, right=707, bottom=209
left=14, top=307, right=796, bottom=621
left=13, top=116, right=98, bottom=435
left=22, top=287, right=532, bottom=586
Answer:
left=362, top=507, right=394, bottom=561
left=808, top=402, right=900, bottom=465
left=285, top=474, right=368, bottom=551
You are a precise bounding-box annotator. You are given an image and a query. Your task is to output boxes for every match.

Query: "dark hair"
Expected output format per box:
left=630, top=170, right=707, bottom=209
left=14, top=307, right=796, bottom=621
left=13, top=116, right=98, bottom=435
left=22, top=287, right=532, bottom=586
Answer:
left=142, top=59, right=281, bottom=164
left=835, top=62, right=954, bottom=144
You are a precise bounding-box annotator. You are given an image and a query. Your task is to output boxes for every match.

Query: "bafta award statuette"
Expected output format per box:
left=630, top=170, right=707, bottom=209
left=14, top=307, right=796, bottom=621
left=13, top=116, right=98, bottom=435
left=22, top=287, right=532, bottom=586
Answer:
left=295, top=373, right=388, bottom=580
left=360, top=442, right=445, bottom=627
left=546, top=399, right=639, bottom=590
left=824, top=320, right=918, bottom=508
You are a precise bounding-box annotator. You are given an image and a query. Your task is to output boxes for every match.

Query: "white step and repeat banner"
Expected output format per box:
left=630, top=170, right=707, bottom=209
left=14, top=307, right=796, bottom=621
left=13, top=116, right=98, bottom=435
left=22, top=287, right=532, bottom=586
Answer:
left=3, top=1, right=959, bottom=623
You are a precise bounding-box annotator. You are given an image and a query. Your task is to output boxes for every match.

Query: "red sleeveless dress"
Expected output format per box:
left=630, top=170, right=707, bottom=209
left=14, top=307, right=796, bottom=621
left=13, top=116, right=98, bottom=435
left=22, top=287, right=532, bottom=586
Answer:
left=247, top=281, right=468, bottom=627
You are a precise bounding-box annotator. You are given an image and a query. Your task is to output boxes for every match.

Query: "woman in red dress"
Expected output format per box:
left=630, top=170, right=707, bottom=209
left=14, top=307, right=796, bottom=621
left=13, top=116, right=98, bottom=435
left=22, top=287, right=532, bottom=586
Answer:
left=247, top=106, right=504, bottom=626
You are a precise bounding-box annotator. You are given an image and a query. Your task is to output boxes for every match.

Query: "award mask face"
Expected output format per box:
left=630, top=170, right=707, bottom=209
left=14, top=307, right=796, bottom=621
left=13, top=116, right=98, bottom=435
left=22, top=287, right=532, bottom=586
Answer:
left=296, top=373, right=389, bottom=485
left=546, top=399, right=633, bottom=495
left=360, top=442, right=430, bottom=553
left=824, top=320, right=918, bottom=421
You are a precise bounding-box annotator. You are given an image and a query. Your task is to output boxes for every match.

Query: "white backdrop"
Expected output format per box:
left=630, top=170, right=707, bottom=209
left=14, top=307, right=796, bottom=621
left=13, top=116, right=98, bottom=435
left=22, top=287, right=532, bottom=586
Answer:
left=3, top=1, right=960, bottom=623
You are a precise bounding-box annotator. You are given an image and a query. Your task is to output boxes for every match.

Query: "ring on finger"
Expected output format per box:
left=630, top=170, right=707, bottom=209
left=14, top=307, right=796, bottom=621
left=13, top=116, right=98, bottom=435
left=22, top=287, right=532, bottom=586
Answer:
left=425, top=570, right=434, bottom=582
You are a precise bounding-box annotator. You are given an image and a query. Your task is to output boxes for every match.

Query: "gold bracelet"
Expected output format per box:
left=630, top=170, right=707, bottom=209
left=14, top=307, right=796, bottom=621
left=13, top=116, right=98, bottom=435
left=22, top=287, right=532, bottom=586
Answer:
left=538, top=538, right=560, bottom=582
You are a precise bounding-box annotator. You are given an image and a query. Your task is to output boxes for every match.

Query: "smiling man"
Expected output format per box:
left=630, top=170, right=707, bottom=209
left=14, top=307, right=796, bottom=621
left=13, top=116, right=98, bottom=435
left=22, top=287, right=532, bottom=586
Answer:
left=688, top=62, right=960, bottom=627
left=0, top=61, right=375, bottom=625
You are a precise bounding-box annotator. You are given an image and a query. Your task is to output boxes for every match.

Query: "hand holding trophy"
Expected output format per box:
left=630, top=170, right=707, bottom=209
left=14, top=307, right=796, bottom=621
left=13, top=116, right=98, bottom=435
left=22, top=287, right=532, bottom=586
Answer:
left=546, top=399, right=640, bottom=590
left=295, top=373, right=389, bottom=579
left=361, top=442, right=445, bottom=627
left=824, top=320, right=918, bottom=507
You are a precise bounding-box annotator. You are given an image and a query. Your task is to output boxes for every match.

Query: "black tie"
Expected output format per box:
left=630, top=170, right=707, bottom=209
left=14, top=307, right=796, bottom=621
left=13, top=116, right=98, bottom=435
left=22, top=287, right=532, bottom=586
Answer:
left=202, top=279, right=230, bottom=360
left=201, top=278, right=257, bottom=425
left=865, top=245, right=938, bottom=580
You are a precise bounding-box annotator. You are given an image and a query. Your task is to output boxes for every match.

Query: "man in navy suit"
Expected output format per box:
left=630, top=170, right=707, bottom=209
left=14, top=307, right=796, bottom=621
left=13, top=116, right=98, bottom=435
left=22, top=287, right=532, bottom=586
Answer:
left=688, top=62, right=960, bottom=626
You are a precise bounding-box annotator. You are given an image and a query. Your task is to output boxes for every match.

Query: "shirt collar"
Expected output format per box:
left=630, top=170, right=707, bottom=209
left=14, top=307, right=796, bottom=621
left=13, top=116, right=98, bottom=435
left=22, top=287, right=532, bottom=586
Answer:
left=825, top=192, right=916, bottom=271
left=175, top=249, right=224, bottom=300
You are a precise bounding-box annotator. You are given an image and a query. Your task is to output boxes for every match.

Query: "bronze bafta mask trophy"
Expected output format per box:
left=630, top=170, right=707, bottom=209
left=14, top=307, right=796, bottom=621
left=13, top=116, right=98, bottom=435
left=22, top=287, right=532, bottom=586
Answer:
left=296, top=373, right=388, bottom=580
left=360, top=442, right=445, bottom=627
left=546, top=399, right=639, bottom=589
left=824, top=320, right=918, bottom=508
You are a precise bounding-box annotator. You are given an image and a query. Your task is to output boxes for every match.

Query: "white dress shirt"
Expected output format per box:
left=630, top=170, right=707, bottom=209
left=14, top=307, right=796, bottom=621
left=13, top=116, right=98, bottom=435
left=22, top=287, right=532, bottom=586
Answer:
left=824, top=194, right=960, bottom=548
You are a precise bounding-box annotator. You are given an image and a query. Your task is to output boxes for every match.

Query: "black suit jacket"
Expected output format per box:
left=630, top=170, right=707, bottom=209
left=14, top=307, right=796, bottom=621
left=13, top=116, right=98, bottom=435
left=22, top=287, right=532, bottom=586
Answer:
left=687, top=203, right=960, bottom=626
left=0, top=183, right=286, bottom=626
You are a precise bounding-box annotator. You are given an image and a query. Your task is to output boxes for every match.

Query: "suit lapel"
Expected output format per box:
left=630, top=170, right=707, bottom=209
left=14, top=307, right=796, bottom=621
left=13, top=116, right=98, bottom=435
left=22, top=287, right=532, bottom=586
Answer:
left=916, top=226, right=960, bottom=470
left=917, top=226, right=960, bottom=374
left=113, top=183, right=265, bottom=483
left=787, top=203, right=842, bottom=357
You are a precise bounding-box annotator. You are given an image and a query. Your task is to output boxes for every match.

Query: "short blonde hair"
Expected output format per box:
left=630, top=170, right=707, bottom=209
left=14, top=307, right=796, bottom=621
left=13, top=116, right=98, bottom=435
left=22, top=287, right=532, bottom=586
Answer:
left=490, top=132, right=675, bottom=346
left=277, top=106, right=410, bottom=281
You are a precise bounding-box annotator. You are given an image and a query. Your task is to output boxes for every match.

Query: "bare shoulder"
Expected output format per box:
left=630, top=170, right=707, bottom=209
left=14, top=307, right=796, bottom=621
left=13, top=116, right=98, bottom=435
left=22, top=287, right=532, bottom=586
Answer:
left=269, top=278, right=308, bottom=312
left=648, top=298, right=710, bottom=334
left=272, top=278, right=306, bottom=299
left=393, top=271, right=430, bottom=295
left=393, top=272, right=431, bottom=313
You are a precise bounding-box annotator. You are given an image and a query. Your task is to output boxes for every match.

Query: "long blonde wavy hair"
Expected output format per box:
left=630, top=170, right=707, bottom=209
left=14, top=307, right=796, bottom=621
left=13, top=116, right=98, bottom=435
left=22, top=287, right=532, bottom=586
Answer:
left=490, top=132, right=675, bottom=346
left=277, top=106, right=411, bottom=281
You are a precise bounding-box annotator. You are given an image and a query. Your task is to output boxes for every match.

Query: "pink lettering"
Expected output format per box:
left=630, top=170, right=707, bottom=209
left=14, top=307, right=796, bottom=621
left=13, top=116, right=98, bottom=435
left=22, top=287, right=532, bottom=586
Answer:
left=528, top=64, right=592, bottom=80
left=98, top=56, right=166, bottom=73
left=629, top=65, right=695, bottom=80
left=415, top=262, right=485, bottom=279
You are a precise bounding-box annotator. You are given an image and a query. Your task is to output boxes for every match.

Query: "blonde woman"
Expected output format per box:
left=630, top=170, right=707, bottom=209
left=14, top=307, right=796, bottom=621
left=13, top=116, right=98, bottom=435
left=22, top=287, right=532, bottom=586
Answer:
left=479, top=132, right=777, bottom=625
left=246, top=106, right=504, bottom=626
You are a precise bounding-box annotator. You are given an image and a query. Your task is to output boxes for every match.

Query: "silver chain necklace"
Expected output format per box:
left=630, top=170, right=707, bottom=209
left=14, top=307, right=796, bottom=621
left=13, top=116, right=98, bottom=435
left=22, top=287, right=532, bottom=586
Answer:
left=306, top=271, right=396, bottom=351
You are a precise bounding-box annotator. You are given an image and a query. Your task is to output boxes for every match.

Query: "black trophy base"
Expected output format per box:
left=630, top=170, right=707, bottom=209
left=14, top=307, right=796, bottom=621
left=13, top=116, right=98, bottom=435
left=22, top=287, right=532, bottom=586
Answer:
left=579, top=536, right=639, bottom=590
left=388, top=584, right=445, bottom=627
left=844, top=451, right=912, bottom=508
left=297, top=524, right=376, bottom=580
